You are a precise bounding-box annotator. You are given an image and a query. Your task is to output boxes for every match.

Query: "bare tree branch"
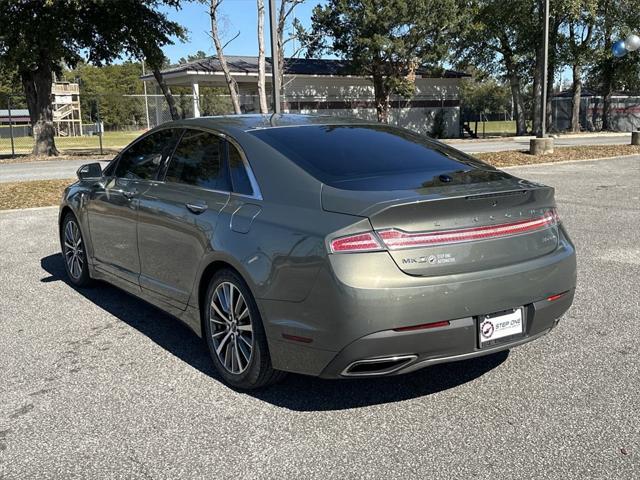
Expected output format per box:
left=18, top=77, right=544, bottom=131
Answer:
left=208, top=0, right=241, bottom=114
left=221, top=30, right=241, bottom=51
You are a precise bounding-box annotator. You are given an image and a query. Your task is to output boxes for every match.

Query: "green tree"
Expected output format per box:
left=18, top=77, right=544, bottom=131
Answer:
left=0, top=1, right=185, bottom=156
left=178, top=51, right=209, bottom=64
left=561, top=1, right=598, bottom=132
left=455, top=0, right=534, bottom=135
left=63, top=62, right=148, bottom=128
left=305, top=0, right=460, bottom=123
left=0, top=65, right=26, bottom=108
left=587, top=0, right=640, bottom=130
left=460, top=76, right=512, bottom=118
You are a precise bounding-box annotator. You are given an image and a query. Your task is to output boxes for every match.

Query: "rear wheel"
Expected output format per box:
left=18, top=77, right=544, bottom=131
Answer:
left=61, top=213, right=92, bottom=287
left=203, top=269, right=285, bottom=389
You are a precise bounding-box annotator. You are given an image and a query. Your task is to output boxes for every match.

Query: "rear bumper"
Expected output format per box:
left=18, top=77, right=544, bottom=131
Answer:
left=260, top=226, right=576, bottom=378
left=318, top=289, right=573, bottom=378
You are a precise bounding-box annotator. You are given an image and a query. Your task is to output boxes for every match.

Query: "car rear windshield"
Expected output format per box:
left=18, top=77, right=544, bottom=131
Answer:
left=249, top=124, right=507, bottom=190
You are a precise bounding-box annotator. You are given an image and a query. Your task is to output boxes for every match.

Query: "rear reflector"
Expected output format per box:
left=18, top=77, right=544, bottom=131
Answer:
left=330, top=232, right=382, bottom=253
left=394, top=320, right=450, bottom=332
left=282, top=333, right=313, bottom=343
left=547, top=291, right=568, bottom=302
left=378, top=208, right=559, bottom=250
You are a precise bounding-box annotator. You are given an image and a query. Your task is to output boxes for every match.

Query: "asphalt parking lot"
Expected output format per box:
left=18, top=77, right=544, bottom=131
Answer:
left=1, top=156, right=638, bottom=479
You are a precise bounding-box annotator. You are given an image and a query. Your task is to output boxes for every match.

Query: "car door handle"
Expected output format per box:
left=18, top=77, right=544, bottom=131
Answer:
left=122, top=189, right=138, bottom=199
left=186, top=202, right=208, bottom=214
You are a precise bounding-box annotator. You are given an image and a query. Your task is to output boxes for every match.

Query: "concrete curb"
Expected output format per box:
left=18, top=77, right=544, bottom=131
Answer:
left=0, top=205, right=58, bottom=215
left=501, top=154, right=640, bottom=169
left=445, top=132, right=633, bottom=145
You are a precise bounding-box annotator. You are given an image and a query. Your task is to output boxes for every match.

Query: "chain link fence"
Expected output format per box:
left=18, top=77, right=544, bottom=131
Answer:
left=2, top=91, right=639, bottom=157
left=0, top=92, right=236, bottom=157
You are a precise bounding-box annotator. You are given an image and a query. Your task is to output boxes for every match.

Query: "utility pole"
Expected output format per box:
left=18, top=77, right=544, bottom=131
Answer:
left=540, top=0, right=549, bottom=138
left=531, top=0, right=553, bottom=154
left=268, top=0, right=281, bottom=113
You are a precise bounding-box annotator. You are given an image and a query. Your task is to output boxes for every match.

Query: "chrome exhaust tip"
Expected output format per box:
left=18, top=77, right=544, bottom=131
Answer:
left=342, top=354, right=418, bottom=377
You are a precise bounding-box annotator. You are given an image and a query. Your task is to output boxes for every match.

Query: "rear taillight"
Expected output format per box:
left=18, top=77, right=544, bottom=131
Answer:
left=329, top=209, right=559, bottom=254
left=377, top=208, right=559, bottom=250
left=330, top=232, right=382, bottom=253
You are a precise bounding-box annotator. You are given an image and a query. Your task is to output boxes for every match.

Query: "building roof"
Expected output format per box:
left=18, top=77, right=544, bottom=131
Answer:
left=0, top=109, right=30, bottom=121
left=149, top=113, right=378, bottom=136
left=143, top=55, right=469, bottom=79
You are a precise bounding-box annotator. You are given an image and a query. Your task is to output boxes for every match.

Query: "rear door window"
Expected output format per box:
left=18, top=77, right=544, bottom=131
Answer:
left=227, top=142, right=254, bottom=196
left=115, top=129, right=177, bottom=180
left=164, top=129, right=231, bottom=191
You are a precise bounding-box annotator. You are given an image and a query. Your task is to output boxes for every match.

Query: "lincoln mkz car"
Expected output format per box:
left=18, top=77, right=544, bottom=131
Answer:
left=59, top=115, right=577, bottom=389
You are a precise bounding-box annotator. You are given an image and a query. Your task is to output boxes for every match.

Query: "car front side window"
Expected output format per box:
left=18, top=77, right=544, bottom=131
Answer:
left=115, top=129, right=178, bottom=181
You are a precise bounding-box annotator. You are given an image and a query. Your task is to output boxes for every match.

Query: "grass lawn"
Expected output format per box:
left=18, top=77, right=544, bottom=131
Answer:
left=0, top=130, right=142, bottom=155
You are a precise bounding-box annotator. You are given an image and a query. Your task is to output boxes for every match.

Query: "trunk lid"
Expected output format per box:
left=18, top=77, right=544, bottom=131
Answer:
left=322, top=175, right=560, bottom=276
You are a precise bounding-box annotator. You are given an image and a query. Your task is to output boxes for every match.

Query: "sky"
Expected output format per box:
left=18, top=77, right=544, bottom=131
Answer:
left=159, top=0, right=326, bottom=63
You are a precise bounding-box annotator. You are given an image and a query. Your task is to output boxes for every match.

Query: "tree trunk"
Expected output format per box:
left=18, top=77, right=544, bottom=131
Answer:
left=602, top=90, right=612, bottom=130
left=210, top=0, right=242, bottom=114
left=22, top=66, right=58, bottom=156
left=152, top=67, right=180, bottom=120
left=502, top=44, right=527, bottom=136
left=373, top=74, right=390, bottom=123
left=601, top=3, right=613, bottom=131
left=277, top=0, right=287, bottom=95
left=508, top=75, right=528, bottom=136
left=570, top=64, right=582, bottom=132
left=256, top=0, right=268, bottom=113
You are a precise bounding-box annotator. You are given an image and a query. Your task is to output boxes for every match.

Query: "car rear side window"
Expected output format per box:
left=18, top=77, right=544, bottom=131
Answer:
left=227, top=143, right=253, bottom=196
left=250, top=125, right=502, bottom=190
left=115, top=129, right=176, bottom=180
left=165, top=130, right=231, bottom=191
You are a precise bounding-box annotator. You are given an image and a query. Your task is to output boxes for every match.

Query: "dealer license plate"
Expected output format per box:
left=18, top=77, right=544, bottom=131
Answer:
left=478, top=308, right=524, bottom=346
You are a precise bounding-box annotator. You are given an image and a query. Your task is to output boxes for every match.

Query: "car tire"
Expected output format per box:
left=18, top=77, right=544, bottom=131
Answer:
left=203, top=269, right=286, bottom=390
left=61, top=212, right=92, bottom=287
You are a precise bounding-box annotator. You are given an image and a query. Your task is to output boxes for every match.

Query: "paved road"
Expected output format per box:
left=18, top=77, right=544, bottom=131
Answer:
left=0, top=133, right=633, bottom=182
left=448, top=133, right=631, bottom=153
left=1, top=157, right=639, bottom=479
left=0, top=160, right=111, bottom=183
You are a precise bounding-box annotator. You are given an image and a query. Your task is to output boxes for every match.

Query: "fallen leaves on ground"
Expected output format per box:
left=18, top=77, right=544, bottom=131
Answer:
left=0, top=179, right=74, bottom=210
left=476, top=145, right=640, bottom=167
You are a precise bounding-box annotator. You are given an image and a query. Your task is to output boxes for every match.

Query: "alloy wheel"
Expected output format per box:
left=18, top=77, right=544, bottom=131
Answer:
left=63, top=219, right=84, bottom=280
left=209, top=281, right=254, bottom=374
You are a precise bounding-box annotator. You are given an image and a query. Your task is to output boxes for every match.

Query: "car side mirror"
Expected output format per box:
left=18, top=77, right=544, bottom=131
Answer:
left=77, top=162, right=103, bottom=181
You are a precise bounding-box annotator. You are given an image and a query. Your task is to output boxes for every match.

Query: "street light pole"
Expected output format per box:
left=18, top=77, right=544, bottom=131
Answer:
left=540, top=0, right=550, bottom=138
left=530, top=0, right=553, bottom=154
left=268, top=0, right=281, bottom=114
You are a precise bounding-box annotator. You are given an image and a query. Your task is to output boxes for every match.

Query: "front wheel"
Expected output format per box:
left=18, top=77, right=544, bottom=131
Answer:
left=203, top=269, right=285, bottom=389
left=61, top=212, right=92, bottom=287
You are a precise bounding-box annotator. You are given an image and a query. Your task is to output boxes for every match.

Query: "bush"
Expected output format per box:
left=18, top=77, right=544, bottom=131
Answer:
left=430, top=109, right=447, bottom=138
